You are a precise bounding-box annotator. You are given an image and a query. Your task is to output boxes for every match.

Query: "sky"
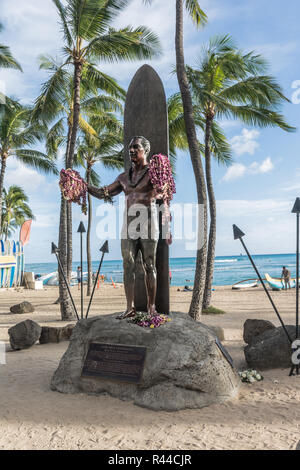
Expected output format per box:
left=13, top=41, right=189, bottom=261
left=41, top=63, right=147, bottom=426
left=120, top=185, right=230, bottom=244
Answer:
left=1, top=0, right=300, bottom=263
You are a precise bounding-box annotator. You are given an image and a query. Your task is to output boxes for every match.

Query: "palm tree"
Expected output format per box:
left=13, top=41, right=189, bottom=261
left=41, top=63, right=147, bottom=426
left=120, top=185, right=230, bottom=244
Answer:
left=51, top=0, right=161, bottom=320
left=144, top=0, right=208, bottom=320
left=1, top=185, right=35, bottom=240
left=0, top=23, right=22, bottom=71
left=0, top=99, right=57, bottom=231
left=186, top=35, right=295, bottom=309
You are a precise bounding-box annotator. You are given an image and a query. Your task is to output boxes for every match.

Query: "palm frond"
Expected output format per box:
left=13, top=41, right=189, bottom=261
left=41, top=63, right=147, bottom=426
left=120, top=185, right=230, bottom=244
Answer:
left=86, top=26, right=161, bottom=63
left=184, top=0, right=207, bottom=27
left=83, top=63, right=126, bottom=99
left=52, top=0, right=73, bottom=47
left=0, top=44, right=22, bottom=71
left=14, top=149, right=59, bottom=174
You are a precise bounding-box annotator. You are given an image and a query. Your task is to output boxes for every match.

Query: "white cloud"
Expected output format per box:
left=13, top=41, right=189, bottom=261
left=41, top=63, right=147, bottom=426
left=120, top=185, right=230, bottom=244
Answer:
left=222, top=163, right=246, bottom=182
left=230, top=129, right=260, bottom=156
left=5, top=159, right=46, bottom=192
left=223, top=157, right=274, bottom=181
left=249, top=157, right=274, bottom=174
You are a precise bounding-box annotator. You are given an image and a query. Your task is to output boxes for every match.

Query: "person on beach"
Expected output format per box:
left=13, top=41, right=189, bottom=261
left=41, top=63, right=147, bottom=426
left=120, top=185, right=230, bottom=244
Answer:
left=87, top=136, right=162, bottom=320
left=77, top=266, right=81, bottom=291
left=281, top=266, right=291, bottom=290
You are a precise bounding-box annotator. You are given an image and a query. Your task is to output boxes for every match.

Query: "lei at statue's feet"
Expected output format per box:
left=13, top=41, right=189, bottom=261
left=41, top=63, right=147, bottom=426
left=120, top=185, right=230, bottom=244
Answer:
left=148, top=305, right=158, bottom=316
left=116, top=308, right=136, bottom=320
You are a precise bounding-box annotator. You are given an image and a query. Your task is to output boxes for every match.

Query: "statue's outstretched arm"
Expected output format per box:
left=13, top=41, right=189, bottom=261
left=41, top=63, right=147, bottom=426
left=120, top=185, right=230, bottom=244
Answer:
left=87, top=179, right=122, bottom=202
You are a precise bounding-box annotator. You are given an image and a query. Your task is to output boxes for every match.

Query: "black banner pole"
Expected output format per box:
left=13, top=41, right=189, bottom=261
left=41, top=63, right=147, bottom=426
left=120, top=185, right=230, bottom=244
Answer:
left=290, top=198, right=300, bottom=376
left=77, top=222, right=86, bottom=320
left=233, top=225, right=292, bottom=344
left=85, top=241, right=109, bottom=319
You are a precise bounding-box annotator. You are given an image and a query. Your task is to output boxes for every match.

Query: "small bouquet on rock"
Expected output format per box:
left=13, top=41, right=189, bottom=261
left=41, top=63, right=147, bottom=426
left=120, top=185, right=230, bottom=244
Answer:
left=59, top=169, right=87, bottom=214
left=239, top=369, right=263, bottom=383
left=130, top=312, right=171, bottom=328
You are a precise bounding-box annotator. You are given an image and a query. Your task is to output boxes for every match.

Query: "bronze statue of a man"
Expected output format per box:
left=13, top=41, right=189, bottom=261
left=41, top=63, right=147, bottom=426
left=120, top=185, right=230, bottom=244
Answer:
left=88, top=136, right=159, bottom=319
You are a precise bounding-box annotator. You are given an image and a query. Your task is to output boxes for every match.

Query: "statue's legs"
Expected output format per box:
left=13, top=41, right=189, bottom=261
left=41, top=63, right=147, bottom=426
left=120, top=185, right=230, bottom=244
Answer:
left=139, top=239, right=158, bottom=315
left=119, top=238, right=140, bottom=317
left=118, top=237, right=158, bottom=318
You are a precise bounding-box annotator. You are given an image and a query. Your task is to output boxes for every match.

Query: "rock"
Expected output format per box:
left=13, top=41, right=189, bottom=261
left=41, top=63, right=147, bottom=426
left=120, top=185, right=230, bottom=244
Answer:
left=10, top=301, right=35, bottom=314
left=243, top=319, right=275, bottom=345
left=8, top=320, right=42, bottom=350
left=40, top=324, right=75, bottom=344
left=51, top=312, right=240, bottom=411
left=244, top=325, right=295, bottom=370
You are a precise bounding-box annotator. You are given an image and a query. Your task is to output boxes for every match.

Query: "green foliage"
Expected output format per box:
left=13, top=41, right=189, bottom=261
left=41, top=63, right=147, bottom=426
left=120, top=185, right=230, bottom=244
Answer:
left=202, top=305, right=226, bottom=315
left=0, top=99, right=58, bottom=174
left=1, top=185, right=35, bottom=239
left=0, top=22, right=22, bottom=71
left=187, top=35, right=295, bottom=134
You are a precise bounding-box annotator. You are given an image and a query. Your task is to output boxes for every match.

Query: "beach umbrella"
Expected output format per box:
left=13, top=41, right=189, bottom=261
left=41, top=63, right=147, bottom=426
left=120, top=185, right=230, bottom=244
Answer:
left=85, top=240, right=109, bottom=319
left=51, top=242, right=79, bottom=321
left=233, top=224, right=292, bottom=344
left=77, top=222, right=86, bottom=320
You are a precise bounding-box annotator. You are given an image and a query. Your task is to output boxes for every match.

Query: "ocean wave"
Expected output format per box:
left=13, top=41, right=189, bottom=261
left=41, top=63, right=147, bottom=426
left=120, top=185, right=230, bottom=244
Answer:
left=215, top=259, right=238, bottom=263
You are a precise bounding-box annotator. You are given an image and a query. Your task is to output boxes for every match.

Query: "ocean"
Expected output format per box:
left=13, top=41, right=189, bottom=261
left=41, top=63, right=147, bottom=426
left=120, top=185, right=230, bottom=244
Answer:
left=26, top=253, right=296, bottom=287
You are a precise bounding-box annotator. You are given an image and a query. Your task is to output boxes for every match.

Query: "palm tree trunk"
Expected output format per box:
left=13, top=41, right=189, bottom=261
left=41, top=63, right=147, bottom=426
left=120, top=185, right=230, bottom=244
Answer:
left=175, top=0, right=208, bottom=320
left=0, top=155, right=7, bottom=234
left=66, top=123, right=73, bottom=282
left=56, top=123, right=72, bottom=308
left=67, top=61, right=82, bottom=167
left=58, top=193, right=74, bottom=320
left=202, top=114, right=216, bottom=310
left=65, top=62, right=82, bottom=287
left=86, top=166, right=92, bottom=296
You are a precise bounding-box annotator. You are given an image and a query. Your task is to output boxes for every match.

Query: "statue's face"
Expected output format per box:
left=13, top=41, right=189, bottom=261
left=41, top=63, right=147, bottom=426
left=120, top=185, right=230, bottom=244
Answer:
left=129, top=138, right=145, bottom=165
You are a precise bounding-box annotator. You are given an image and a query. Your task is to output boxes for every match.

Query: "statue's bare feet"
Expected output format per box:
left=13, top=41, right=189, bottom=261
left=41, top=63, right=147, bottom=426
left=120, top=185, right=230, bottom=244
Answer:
left=116, top=308, right=136, bottom=320
left=148, top=305, right=158, bottom=316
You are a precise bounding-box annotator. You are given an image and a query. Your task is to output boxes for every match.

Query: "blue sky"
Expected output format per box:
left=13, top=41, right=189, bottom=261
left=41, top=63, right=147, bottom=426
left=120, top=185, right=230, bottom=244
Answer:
left=1, top=0, right=300, bottom=263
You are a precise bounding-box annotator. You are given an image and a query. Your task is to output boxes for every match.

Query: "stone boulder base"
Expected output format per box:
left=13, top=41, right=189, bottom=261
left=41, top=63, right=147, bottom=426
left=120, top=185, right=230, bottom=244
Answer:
left=8, top=319, right=42, bottom=350
left=10, top=301, right=35, bottom=314
left=51, top=312, right=240, bottom=411
left=39, top=324, right=75, bottom=344
left=244, top=325, right=295, bottom=370
left=243, top=319, right=275, bottom=345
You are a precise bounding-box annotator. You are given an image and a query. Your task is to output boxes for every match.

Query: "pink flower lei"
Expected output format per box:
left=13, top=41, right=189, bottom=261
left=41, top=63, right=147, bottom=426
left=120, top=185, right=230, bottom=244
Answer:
left=59, top=169, right=87, bottom=214
left=148, top=154, right=176, bottom=205
left=149, top=154, right=176, bottom=244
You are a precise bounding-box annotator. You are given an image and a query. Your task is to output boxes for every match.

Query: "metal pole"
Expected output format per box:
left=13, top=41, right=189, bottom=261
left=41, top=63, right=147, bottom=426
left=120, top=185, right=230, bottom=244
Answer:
left=296, top=213, right=299, bottom=339
left=55, top=252, right=80, bottom=322
left=239, top=237, right=292, bottom=344
left=80, top=232, right=83, bottom=320
left=85, top=252, right=105, bottom=319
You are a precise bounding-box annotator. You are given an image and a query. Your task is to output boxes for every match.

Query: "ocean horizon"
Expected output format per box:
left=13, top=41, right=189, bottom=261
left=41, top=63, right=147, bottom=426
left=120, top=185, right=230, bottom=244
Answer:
left=26, top=253, right=297, bottom=287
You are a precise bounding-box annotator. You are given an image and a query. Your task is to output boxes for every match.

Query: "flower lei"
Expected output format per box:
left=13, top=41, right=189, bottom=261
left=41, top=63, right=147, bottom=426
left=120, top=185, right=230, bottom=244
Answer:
left=130, top=311, right=171, bottom=328
left=149, top=154, right=176, bottom=244
left=59, top=169, right=87, bottom=215
left=148, top=154, right=176, bottom=205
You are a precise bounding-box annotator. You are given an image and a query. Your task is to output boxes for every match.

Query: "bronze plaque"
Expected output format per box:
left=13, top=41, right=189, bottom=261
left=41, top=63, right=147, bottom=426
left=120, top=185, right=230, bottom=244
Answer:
left=81, top=342, right=147, bottom=384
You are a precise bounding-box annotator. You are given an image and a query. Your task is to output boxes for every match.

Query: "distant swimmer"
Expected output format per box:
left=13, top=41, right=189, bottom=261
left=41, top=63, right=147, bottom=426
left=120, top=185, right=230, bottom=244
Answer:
left=281, top=266, right=291, bottom=290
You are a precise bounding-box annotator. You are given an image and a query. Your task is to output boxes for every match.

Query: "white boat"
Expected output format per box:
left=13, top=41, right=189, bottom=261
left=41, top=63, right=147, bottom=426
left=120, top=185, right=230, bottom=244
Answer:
left=40, top=271, right=87, bottom=286
left=232, top=279, right=258, bottom=290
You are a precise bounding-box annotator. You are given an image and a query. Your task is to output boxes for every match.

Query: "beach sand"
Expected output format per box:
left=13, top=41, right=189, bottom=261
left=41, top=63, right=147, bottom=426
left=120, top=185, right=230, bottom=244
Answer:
left=0, top=283, right=300, bottom=450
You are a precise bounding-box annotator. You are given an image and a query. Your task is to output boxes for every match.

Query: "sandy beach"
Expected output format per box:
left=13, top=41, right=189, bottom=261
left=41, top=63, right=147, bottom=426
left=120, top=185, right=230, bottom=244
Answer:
left=0, top=283, right=300, bottom=450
